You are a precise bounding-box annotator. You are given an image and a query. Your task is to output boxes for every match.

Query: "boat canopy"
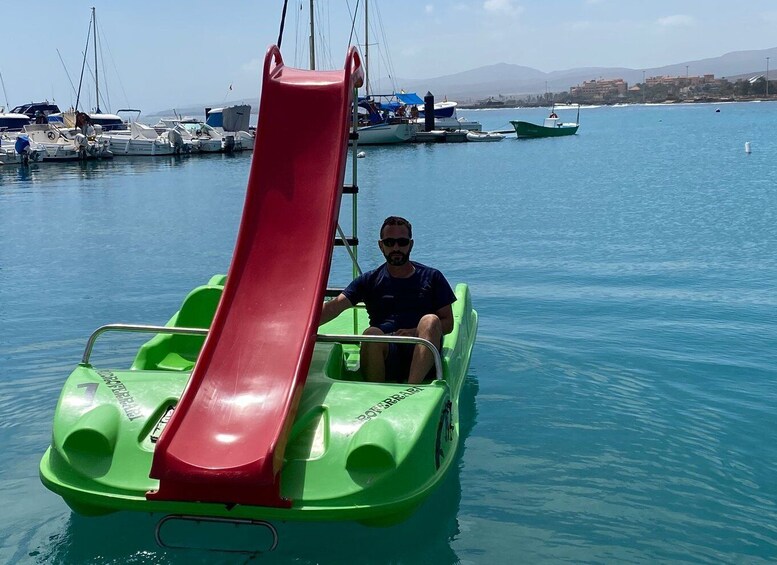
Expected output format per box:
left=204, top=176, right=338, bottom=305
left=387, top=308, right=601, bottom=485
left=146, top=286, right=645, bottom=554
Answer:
left=357, top=92, right=421, bottom=117
left=205, top=104, right=251, bottom=132
left=394, top=92, right=424, bottom=105
left=11, top=102, right=62, bottom=118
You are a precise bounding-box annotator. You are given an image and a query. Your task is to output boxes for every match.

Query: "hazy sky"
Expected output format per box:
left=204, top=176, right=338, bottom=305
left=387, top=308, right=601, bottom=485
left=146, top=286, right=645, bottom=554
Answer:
left=2, top=1, right=776, bottom=113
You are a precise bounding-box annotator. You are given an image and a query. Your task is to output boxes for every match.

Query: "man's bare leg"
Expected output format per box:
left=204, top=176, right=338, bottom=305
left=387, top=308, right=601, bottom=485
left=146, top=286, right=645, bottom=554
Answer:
left=361, top=326, right=388, bottom=382
left=408, top=314, right=443, bottom=384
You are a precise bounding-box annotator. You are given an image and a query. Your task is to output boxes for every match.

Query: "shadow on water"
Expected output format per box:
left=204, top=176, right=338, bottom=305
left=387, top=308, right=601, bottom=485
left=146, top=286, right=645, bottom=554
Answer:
left=33, top=375, right=479, bottom=565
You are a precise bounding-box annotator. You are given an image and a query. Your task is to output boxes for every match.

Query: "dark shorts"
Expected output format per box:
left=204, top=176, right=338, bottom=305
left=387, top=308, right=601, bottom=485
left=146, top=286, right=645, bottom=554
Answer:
left=385, top=341, right=439, bottom=383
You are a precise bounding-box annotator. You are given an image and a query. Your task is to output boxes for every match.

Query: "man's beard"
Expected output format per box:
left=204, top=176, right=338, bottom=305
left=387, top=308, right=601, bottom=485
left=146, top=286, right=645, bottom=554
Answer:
left=386, top=251, right=409, bottom=266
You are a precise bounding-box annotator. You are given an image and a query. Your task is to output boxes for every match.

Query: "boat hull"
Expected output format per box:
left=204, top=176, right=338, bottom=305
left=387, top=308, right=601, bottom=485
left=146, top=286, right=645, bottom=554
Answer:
left=104, top=136, right=177, bottom=156
left=466, top=131, right=504, bottom=142
left=352, top=122, right=414, bottom=145
left=39, top=279, right=477, bottom=525
left=510, top=120, right=579, bottom=138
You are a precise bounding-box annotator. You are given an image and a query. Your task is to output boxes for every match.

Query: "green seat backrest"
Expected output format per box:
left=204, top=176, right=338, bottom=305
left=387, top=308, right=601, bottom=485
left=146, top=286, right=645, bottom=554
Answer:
left=131, top=285, right=223, bottom=371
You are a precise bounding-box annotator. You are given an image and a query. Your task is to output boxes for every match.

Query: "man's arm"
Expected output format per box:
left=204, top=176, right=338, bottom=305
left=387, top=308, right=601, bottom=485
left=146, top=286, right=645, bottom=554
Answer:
left=436, top=303, right=454, bottom=335
left=320, top=293, right=353, bottom=326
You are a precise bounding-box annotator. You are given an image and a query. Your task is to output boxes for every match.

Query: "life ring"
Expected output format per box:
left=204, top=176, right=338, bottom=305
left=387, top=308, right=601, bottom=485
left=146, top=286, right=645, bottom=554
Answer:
left=46, top=131, right=56, bottom=140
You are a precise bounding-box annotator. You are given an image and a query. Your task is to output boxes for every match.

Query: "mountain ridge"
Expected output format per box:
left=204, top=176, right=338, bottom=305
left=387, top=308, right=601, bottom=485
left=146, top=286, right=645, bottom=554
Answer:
left=148, top=46, right=777, bottom=115
left=390, top=46, right=777, bottom=101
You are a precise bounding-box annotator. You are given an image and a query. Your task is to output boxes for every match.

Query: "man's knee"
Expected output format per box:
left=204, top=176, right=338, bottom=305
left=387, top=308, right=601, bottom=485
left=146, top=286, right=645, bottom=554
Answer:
left=362, top=327, right=388, bottom=356
left=417, top=314, right=442, bottom=337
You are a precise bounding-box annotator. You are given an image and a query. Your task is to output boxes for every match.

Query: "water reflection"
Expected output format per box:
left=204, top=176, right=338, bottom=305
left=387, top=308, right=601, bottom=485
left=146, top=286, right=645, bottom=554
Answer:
left=0, top=153, right=251, bottom=189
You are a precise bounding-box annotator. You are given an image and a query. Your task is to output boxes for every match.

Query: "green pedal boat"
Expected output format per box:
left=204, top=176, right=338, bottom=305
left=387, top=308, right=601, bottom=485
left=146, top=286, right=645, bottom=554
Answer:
left=39, top=275, right=477, bottom=526
left=39, top=45, right=478, bottom=533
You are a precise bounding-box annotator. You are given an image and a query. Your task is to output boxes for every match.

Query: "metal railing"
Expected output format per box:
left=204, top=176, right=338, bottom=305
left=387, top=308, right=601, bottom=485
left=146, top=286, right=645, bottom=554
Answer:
left=81, top=324, right=443, bottom=380
left=317, top=333, right=443, bottom=380
left=81, top=324, right=208, bottom=364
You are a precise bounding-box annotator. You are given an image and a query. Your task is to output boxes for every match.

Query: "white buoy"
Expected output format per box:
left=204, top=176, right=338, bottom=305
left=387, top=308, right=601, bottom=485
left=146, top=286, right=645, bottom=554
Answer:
left=745, top=142, right=751, bottom=154
left=356, top=151, right=366, bottom=159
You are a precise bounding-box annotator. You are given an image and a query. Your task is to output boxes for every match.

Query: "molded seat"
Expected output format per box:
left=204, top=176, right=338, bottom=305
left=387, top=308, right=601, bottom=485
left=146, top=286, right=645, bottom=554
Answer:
left=131, top=285, right=223, bottom=371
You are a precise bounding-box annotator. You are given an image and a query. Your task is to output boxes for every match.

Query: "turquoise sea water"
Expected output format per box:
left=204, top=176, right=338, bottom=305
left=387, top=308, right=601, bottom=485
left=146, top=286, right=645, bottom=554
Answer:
left=1, top=102, right=776, bottom=563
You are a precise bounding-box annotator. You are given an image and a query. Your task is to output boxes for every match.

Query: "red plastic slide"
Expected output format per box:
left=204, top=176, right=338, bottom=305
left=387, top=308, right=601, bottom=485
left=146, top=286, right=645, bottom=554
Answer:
left=148, top=46, right=363, bottom=507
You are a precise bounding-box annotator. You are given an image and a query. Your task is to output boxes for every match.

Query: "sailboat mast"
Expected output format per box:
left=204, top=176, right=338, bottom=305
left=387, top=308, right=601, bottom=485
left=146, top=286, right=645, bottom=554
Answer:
left=308, top=0, right=316, bottom=70
left=75, top=10, right=93, bottom=112
left=0, top=69, right=10, bottom=110
left=92, top=7, right=100, bottom=113
left=364, top=0, right=369, bottom=96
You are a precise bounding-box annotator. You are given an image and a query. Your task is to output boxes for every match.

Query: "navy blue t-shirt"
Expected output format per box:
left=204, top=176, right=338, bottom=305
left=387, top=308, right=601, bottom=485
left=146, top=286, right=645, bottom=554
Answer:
left=342, top=261, right=457, bottom=333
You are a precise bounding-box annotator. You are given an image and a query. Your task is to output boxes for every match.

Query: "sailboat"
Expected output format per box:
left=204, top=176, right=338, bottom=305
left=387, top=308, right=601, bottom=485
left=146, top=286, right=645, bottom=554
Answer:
left=58, top=8, right=126, bottom=133
left=306, top=0, right=412, bottom=145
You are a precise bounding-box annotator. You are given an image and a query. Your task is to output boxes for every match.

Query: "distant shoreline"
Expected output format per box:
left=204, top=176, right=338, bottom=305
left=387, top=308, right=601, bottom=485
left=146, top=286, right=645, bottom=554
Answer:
left=459, top=96, right=774, bottom=110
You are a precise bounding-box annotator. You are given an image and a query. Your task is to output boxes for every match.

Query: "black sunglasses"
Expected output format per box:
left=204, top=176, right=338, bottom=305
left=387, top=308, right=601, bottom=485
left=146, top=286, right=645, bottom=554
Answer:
left=381, top=237, right=411, bottom=247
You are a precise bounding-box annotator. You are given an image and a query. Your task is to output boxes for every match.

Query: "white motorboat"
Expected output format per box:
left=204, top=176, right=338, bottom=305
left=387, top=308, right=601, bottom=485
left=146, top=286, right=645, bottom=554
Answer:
left=409, top=99, right=482, bottom=132
left=102, top=122, right=179, bottom=156
left=20, top=124, right=111, bottom=161
left=0, top=111, right=31, bottom=132
left=153, top=118, right=230, bottom=153
left=205, top=104, right=254, bottom=151
left=175, top=123, right=222, bottom=153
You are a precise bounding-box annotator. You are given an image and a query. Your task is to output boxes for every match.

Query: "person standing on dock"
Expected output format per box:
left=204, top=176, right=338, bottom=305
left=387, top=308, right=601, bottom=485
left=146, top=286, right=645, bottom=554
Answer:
left=320, top=216, right=456, bottom=384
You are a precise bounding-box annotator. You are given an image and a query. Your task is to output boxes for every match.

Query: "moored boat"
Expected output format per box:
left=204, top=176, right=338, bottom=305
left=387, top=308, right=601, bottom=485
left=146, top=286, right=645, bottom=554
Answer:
left=510, top=105, right=580, bottom=139
left=39, top=45, right=477, bottom=536
left=20, top=123, right=112, bottom=161
left=353, top=97, right=414, bottom=145
left=357, top=120, right=415, bottom=145
left=0, top=111, right=31, bottom=132
left=205, top=104, right=254, bottom=151
left=101, top=122, right=180, bottom=156
left=466, top=130, right=505, bottom=142
left=396, top=93, right=482, bottom=132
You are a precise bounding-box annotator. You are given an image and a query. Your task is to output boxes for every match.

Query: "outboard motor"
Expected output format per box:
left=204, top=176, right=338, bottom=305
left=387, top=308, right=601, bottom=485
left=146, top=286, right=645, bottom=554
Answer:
left=223, top=135, right=235, bottom=153
left=168, top=128, right=184, bottom=154
left=14, top=135, right=30, bottom=155
left=74, top=133, right=89, bottom=160
left=14, top=135, right=31, bottom=165
left=424, top=92, right=435, bottom=132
